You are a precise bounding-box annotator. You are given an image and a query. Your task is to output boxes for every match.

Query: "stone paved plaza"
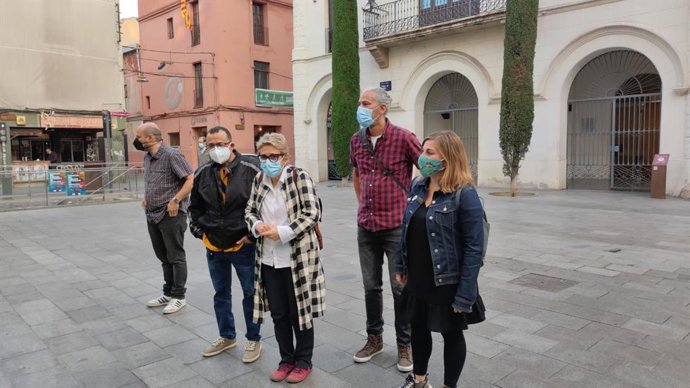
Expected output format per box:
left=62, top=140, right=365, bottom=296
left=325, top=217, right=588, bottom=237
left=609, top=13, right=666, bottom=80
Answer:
left=1, top=184, right=689, bottom=388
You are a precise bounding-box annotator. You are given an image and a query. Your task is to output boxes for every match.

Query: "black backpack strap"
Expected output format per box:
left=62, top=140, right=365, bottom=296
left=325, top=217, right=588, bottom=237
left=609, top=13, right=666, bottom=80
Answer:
left=359, top=127, right=408, bottom=193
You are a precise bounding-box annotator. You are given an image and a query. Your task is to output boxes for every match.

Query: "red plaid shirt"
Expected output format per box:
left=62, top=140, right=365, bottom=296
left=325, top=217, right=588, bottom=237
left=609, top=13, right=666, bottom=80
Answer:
left=349, top=120, right=422, bottom=232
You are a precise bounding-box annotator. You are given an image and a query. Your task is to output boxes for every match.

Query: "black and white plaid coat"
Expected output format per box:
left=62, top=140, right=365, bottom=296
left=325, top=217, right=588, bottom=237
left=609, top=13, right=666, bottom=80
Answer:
left=245, top=166, right=326, bottom=331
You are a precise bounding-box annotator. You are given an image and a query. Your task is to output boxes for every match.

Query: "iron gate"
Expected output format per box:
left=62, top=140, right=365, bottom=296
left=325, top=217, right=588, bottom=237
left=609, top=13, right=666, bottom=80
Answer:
left=424, top=73, right=479, bottom=181
left=567, top=93, right=661, bottom=190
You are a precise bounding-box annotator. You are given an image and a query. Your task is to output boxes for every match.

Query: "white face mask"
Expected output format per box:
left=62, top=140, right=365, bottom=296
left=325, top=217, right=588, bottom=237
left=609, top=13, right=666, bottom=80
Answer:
left=208, top=146, right=231, bottom=164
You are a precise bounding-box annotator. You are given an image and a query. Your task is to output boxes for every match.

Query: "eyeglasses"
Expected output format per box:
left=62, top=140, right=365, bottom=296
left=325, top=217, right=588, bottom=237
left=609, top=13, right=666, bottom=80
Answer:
left=258, top=153, right=284, bottom=162
left=206, top=142, right=230, bottom=150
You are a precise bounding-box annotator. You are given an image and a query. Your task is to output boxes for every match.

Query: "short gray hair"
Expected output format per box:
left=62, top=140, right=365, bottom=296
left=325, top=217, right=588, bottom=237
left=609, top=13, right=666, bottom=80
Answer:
left=256, top=132, right=289, bottom=156
left=138, top=122, right=162, bottom=141
left=362, top=87, right=392, bottom=109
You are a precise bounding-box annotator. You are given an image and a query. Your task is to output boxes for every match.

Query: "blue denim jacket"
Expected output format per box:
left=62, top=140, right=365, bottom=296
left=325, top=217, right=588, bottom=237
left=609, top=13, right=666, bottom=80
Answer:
left=395, top=178, right=484, bottom=312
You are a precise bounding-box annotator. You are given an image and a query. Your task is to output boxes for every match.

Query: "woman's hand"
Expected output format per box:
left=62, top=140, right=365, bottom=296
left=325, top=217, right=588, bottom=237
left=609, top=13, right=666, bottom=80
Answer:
left=395, top=273, right=407, bottom=286
left=259, top=224, right=280, bottom=241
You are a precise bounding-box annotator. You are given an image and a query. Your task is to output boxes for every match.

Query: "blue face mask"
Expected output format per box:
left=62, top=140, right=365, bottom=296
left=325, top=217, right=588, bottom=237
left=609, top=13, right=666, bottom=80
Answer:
left=261, top=160, right=283, bottom=178
left=356, top=106, right=380, bottom=128
left=418, top=154, right=445, bottom=177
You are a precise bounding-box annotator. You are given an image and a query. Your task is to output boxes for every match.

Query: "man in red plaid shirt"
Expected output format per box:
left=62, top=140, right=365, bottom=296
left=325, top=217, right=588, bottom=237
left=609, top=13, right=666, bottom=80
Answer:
left=349, top=88, right=422, bottom=372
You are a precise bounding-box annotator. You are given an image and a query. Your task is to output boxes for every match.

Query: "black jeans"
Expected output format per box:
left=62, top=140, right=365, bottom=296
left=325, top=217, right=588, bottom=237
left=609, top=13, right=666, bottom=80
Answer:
left=412, top=323, right=466, bottom=388
left=262, top=265, right=314, bottom=369
left=147, top=214, right=188, bottom=299
left=357, top=226, right=411, bottom=345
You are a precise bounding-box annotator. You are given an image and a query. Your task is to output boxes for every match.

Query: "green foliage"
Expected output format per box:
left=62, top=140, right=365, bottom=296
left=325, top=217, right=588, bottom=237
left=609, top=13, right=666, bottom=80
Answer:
left=331, top=0, right=360, bottom=178
left=499, top=0, right=539, bottom=183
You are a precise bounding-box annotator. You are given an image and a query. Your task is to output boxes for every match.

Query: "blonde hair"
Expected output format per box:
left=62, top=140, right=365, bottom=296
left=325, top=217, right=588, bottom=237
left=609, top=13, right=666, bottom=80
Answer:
left=256, top=132, right=290, bottom=157
left=423, top=130, right=474, bottom=193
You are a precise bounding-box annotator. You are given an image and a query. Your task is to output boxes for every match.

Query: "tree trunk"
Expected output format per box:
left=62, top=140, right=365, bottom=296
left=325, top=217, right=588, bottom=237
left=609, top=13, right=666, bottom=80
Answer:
left=510, top=170, right=518, bottom=197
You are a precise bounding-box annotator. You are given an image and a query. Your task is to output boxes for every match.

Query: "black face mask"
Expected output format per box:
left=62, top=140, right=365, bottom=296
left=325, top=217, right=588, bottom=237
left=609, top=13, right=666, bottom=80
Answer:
left=133, top=138, right=147, bottom=151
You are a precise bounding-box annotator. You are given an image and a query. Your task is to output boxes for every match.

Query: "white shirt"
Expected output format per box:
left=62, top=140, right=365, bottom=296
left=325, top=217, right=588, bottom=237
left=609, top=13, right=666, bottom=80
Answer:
left=370, top=135, right=382, bottom=149
left=252, top=166, right=296, bottom=268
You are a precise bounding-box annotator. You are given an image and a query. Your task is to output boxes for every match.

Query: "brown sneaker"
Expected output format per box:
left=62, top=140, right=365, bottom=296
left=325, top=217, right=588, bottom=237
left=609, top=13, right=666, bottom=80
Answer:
left=396, top=343, right=413, bottom=372
left=353, top=334, right=383, bottom=363
left=399, top=373, right=431, bottom=388
left=241, top=340, right=262, bottom=363
left=201, top=337, right=236, bottom=357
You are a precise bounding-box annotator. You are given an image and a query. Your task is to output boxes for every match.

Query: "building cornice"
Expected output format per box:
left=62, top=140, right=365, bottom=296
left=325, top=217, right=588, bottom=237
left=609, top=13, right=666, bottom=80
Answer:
left=139, top=2, right=179, bottom=23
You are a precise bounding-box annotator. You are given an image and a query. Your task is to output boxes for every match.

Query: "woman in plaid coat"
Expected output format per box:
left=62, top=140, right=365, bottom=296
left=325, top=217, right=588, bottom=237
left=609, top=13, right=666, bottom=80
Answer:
left=245, top=133, right=325, bottom=384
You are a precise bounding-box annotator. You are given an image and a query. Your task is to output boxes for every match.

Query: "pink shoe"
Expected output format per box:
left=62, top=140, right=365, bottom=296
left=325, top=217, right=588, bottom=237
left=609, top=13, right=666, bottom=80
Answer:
left=270, top=363, right=295, bottom=382
left=286, top=366, right=312, bottom=383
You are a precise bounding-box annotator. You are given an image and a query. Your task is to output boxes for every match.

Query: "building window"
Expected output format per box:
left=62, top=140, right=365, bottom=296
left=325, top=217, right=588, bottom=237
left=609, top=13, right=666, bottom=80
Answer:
left=146, top=96, right=151, bottom=109
left=254, top=61, right=269, bottom=90
left=167, top=17, right=174, bottom=39
left=191, top=0, right=200, bottom=46
left=169, top=132, right=180, bottom=147
left=194, top=62, right=203, bottom=108
left=253, top=2, right=268, bottom=45
left=124, top=84, right=128, bottom=99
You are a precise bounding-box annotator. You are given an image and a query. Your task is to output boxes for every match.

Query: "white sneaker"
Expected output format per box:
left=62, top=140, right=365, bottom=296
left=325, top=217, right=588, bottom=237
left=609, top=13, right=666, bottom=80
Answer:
left=147, top=295, right=171, bottom=307
left=162, top=298, right=186, bottom=314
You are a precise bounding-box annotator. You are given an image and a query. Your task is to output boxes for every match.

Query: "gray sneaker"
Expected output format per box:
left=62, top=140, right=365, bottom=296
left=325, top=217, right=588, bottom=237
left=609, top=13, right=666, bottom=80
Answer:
left=399, top=373, right=432, bottom=388
left=241, top=340, right=262, bottom=363
left=397, top=343, right=413, bottom=372
left=202, top=337, right=237, bottom=357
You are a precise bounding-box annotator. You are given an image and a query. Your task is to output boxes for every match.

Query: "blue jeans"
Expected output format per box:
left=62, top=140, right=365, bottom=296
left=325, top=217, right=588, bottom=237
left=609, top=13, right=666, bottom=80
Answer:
left=206, top=244, right=261, bottom=341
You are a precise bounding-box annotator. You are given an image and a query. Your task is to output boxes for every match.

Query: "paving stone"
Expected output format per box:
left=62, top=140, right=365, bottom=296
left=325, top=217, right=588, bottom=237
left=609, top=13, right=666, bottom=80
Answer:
left=493, top=347, right=566, bottom=380
left=0, top=349, right=57, bottom=376
left=56, top=345, right=119, bottom=372
left=144, top=324, right=197, bottom=348
left=132, top=357, right=198, bottom=388
left=73, top=365, right=141, bottom=388
left=44, top=331, right=100, bottom=354
left=188, top=352, right=253, bottom=385
left=112, top=341, right=172, bottom=370
left=163, top=338, right=209, bottom=365
left=621, top=318, right=689, bottom=341
left=96, top=326, right=150, bottom=350
left=66, top=305, right=113, bottom=323
left=549, top=364, right=643, bottom=388
left=464, top=332, right=512, bottom=358
left=0, top=333, right=46, bottom=360
left=9, top=367, right=82, bottom=388
left=576, top=322, right=647, bottom=346
left=125, top=314, right=174, bottom=333
left=544, top=343, right=623, bottom=375
left=489, top=313, right=547, bottom=334
left=167, top=375, right=218, bottom=388
left=493, top=329, right=558, bottom=354
left=588, top=339, right=662, bottom=367
left=496, top=370, right=561, bottom=388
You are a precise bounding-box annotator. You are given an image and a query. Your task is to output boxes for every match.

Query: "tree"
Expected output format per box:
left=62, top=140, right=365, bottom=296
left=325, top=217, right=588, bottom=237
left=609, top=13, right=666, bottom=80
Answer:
left=499, top=0, right=539, bottom=196
left=331, top=0, right=360, bottom=179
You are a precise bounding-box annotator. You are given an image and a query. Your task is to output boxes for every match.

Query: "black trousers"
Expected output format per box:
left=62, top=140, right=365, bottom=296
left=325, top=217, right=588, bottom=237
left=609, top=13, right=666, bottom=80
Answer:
left=412, top=323, right=467, bottom=388
left=147, top=214, right=188, bottom=299
left=262, top=265, right=314, bottom=369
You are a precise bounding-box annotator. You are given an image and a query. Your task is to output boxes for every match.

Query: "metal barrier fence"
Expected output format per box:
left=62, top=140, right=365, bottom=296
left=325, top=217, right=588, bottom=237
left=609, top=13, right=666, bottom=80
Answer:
left=0, top=163, right=145, bottom=211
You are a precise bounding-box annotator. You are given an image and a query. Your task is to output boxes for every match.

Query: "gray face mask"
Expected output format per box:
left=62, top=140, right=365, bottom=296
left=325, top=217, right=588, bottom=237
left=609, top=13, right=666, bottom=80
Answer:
left=208, top=146, right=231, bottom=164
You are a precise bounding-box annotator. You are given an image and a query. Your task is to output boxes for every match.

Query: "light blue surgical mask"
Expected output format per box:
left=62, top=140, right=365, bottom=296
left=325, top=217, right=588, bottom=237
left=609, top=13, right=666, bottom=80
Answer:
left=418, top=154, right=445, bottom=177
left=356, top=106, right=380, bottom=128
left=261, top=160, right=283, bottom=178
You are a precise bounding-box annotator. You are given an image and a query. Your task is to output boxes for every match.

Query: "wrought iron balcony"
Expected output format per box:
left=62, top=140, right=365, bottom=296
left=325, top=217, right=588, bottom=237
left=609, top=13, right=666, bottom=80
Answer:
left=363, top=0, right=507, bottom=41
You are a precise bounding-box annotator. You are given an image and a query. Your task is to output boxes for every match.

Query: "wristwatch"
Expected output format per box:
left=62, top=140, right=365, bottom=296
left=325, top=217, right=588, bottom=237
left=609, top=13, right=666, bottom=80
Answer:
left=172, top=197, right=181, bottom=204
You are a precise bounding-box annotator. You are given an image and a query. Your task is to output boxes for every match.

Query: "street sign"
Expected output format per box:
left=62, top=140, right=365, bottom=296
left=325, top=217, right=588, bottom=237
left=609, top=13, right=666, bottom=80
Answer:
left=380, top=81, right=392, bottom=91
left=255, top=88, right=293, bottom=107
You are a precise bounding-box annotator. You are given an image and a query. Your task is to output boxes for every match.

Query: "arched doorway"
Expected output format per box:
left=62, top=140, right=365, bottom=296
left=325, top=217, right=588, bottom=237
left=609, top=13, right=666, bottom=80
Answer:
left=326, top=102, right=340, bottom=180
left=567, top=50, right=662, bottom=190
left=424, top=73, right=479, bottom=180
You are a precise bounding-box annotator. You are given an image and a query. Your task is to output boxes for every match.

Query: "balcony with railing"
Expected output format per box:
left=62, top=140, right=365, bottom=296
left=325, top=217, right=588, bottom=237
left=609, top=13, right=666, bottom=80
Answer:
left=363, top=0, right=506, bottom=41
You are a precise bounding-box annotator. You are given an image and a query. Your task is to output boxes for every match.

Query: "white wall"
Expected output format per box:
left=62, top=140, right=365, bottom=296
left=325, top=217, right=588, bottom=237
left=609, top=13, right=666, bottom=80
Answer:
left=294, top=0, right=689, bottom=194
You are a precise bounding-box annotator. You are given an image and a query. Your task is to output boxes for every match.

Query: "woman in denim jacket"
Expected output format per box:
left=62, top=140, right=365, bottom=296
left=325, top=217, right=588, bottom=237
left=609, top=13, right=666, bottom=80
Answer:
left=395, top=131, right=484, bottom=388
